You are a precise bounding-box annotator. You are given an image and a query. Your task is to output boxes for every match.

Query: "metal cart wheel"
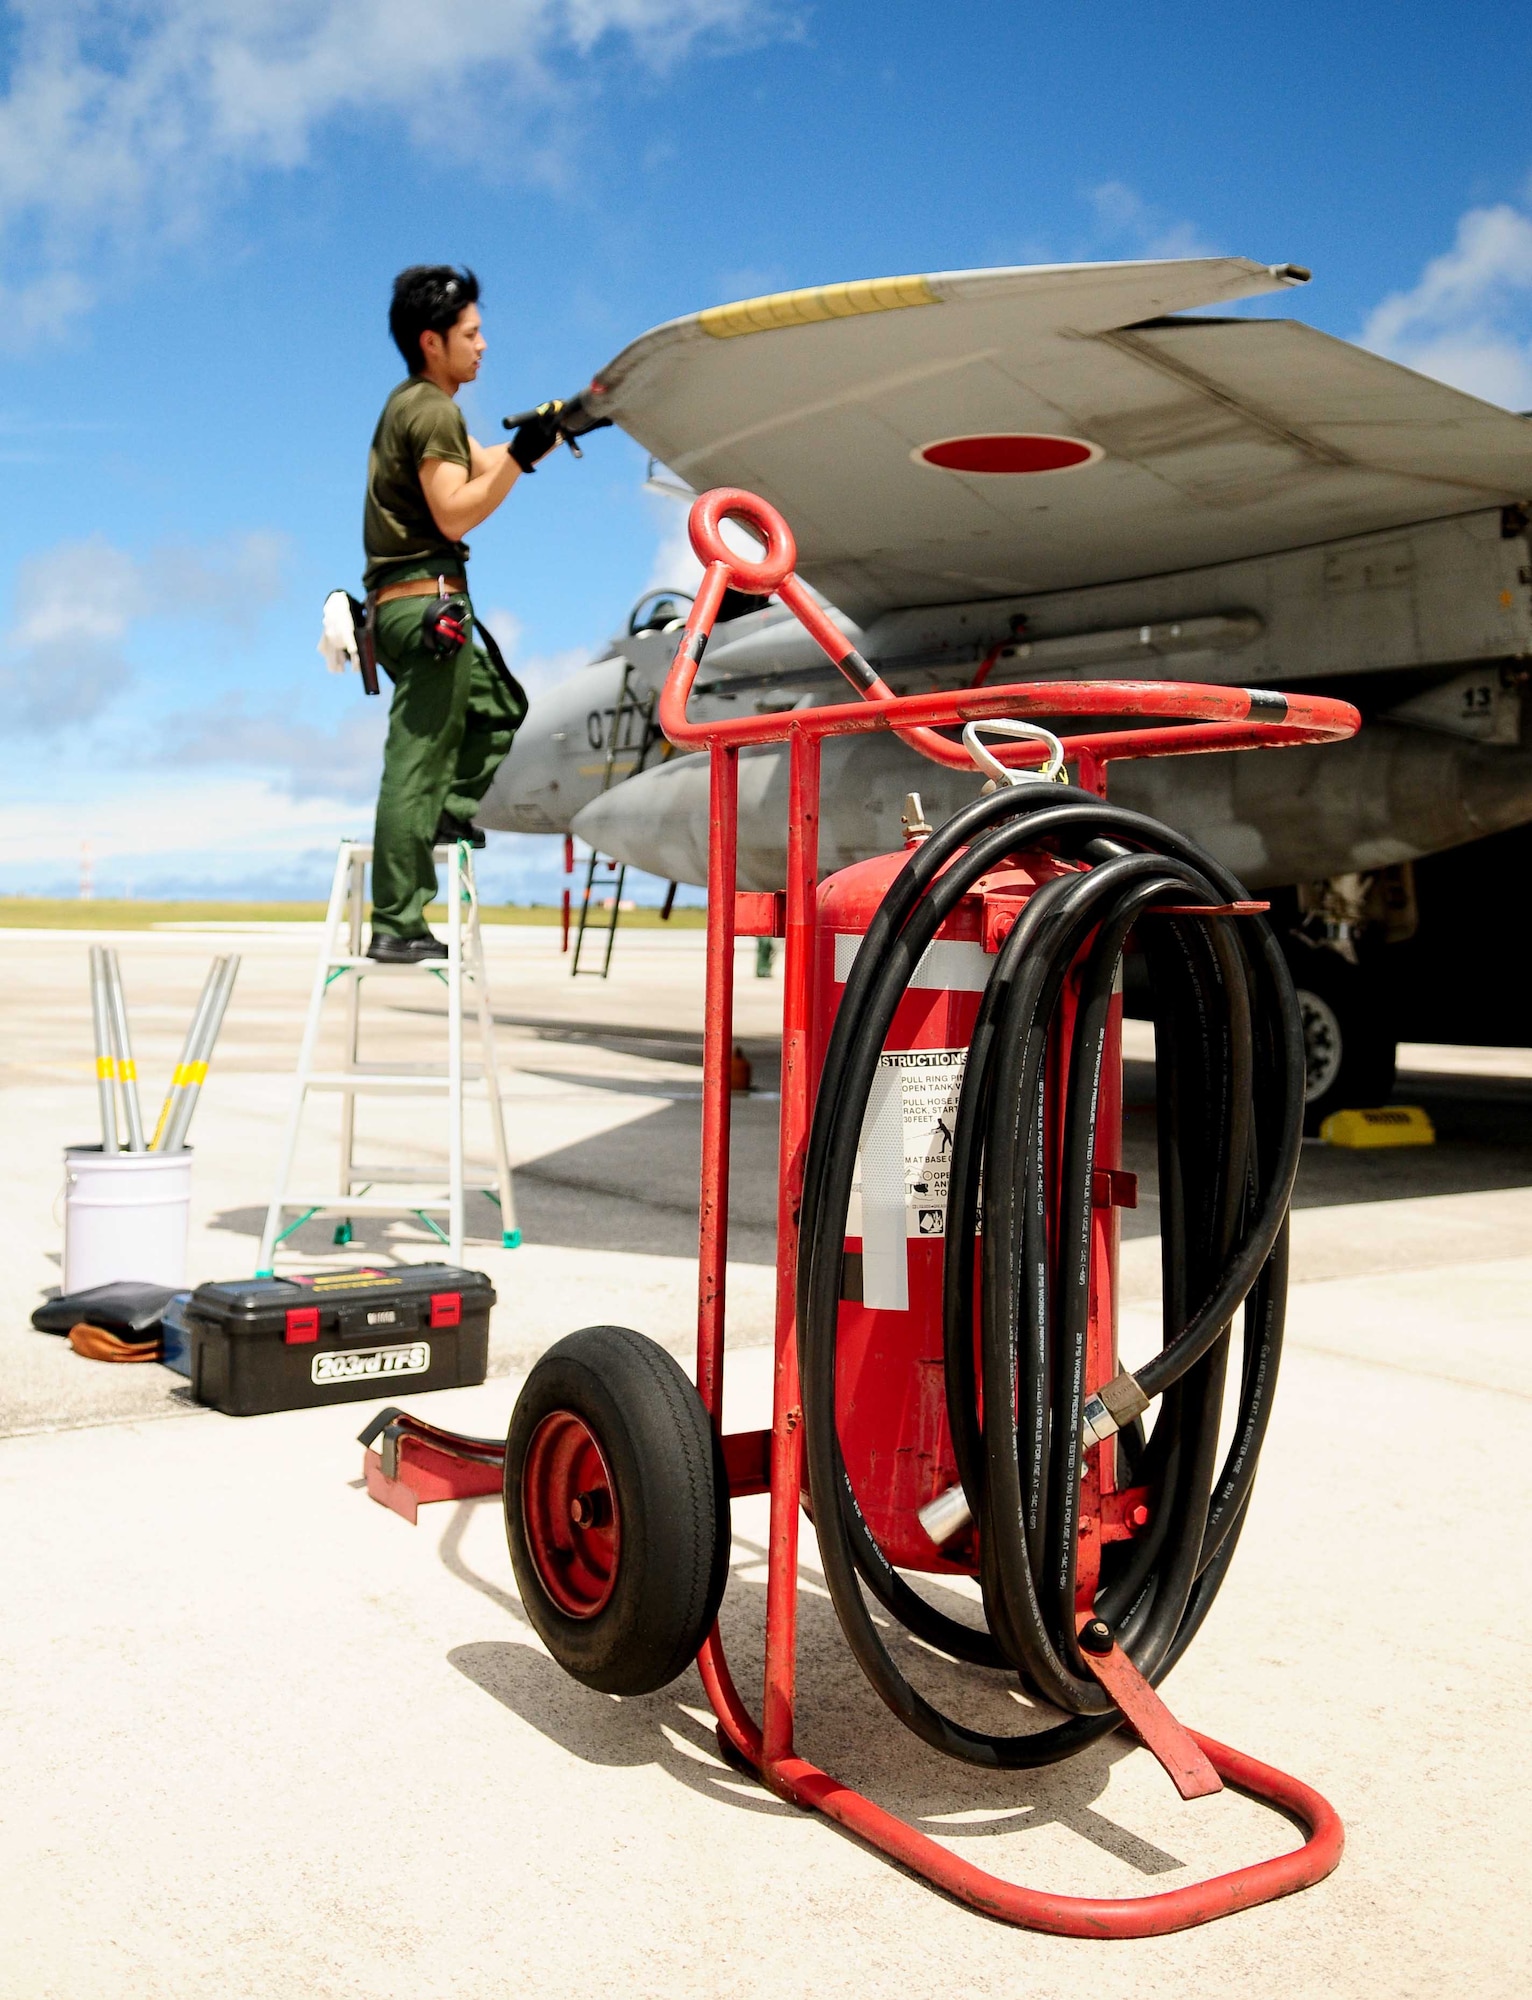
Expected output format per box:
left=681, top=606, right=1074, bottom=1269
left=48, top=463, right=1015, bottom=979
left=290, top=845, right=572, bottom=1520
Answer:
left=504, top=1325, right=729, bottom=1695
left=519, top=1409, right=621, bottom=1617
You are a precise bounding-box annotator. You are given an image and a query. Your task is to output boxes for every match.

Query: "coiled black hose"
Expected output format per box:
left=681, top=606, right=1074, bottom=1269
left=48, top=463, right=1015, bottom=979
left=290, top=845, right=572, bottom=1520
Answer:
left=796, top=781, right=1304, bottom=1769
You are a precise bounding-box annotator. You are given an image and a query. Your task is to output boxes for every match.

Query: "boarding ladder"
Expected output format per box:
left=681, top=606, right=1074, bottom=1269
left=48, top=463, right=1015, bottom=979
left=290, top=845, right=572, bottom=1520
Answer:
left=570, top=663, right=661, bottom=977
left=256, top=839, right=518, bottom=1275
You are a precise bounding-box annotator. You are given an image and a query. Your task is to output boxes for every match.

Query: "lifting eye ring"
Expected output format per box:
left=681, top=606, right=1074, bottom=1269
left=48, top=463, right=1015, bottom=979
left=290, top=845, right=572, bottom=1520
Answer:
left=961, top=717, right=1068, bottom=788
left=687, top=487, right=797, bottom=595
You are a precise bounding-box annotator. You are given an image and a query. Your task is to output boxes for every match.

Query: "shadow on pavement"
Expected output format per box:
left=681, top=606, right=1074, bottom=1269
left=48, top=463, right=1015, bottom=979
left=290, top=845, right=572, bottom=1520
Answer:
left=208, top=1051, right=1530, bottom=1269
left=500, top=1015, right=783, bottom=1089
left=1118, top=1058, right=1532, bottom=1242
left=439, top=1497, right=1182, bottom=1879
left=207, top=1086, right=779, bottom=1265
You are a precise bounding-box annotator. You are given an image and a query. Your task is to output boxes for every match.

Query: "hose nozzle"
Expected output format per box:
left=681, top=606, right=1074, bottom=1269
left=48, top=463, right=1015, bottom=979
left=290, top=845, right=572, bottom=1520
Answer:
left=1081, top=1369, right=1151, bottom=1449
left=917, top=1482, right=973, bottom=1547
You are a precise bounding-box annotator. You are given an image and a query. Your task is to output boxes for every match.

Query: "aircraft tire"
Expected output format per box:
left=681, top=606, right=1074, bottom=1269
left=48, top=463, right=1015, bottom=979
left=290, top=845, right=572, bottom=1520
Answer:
left=1284, top=942, right=1397, bottom=1134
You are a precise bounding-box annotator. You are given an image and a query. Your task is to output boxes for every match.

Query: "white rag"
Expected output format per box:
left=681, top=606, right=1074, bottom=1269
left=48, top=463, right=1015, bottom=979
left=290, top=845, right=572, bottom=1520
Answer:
left=318, top=589, right=359, bottom=674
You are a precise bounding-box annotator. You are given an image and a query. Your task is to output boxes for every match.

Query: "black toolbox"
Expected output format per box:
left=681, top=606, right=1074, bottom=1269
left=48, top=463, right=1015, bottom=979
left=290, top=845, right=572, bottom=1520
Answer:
left=186, top=1265, right=494, bottom=1417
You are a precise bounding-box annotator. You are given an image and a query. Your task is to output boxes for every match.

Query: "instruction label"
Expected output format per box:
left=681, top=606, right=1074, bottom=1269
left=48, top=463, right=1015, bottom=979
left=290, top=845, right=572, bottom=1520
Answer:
left=890, top=1047, right=966, bottom=1236
left=849, top=1047, right=967, bottom=1239
left=312, top=1341, right=430, bottom=1385
left=850, top=1048, right=968, bottom=1312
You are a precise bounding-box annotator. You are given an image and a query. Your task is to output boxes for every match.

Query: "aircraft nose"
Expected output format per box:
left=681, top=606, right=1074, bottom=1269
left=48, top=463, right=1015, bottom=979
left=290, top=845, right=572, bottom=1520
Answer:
left=475, top=656, right=638, bottom=836
left=476, top=718, right=570, bottom=834
left=572, top=758, right=708, bottom=882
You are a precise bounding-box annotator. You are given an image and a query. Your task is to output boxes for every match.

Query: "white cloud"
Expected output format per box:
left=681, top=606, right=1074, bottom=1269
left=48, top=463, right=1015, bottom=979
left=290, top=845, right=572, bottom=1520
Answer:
left=0, top=772, right=362, bottom=879
left=1085, top=181, right=1217, bottom=261
left=154, top=603, right=592, bottom=806
left=0, top=529, right=289, bottom=732
left=1360, top=196, right=1532, bottom=410
left=9, top=530, right=287, bottom=646
left=164, top=694, right=387, bottom=803
left=473, top=605, right=592, bottom=702
left=0, top=0, right=770, bottom=334
left=9, top=536, right=145, bottom=650
left=644, top=499, right=705, bottom=595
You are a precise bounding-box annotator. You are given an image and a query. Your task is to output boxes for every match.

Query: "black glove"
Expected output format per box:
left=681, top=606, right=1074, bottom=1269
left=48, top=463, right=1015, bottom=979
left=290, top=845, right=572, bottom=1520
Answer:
left=502, top=393, right=614, bottom=467
left=506, top=401, right=565, bottom=472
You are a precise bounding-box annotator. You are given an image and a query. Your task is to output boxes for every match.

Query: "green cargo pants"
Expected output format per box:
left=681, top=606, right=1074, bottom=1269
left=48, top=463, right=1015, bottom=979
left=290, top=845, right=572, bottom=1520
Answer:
left=370, top=595, right=525, bottom=938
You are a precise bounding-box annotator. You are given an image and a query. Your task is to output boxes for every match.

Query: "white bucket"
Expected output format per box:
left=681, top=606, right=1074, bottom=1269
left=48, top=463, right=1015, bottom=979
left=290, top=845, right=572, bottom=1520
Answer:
left=63, top=1146, right=193, bottom=1294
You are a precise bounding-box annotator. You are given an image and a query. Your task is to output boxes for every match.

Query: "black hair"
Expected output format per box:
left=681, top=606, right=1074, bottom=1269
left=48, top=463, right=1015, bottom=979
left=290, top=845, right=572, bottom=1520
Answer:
left=388, top=265, right=480, bottom=372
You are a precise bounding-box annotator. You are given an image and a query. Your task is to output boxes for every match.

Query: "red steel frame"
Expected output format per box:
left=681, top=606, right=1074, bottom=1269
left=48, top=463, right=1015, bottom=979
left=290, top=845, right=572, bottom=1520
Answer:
left=669, top=490, right=1352, bottom=1937
left=362, top=487, right=1357, bottom=1937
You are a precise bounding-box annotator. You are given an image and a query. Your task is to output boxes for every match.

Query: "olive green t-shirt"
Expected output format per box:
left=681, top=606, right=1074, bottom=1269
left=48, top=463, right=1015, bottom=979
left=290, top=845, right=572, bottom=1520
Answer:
left=362, top=377, right=473, bottom=592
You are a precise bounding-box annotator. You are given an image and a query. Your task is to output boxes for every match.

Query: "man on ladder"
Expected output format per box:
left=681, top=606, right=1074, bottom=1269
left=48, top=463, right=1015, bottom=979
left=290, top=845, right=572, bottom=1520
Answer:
left=361, top=265, right=560, bottom=964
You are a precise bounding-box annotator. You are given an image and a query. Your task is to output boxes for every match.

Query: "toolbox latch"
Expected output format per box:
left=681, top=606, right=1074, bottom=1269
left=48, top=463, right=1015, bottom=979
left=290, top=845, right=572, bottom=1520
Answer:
left=285, top=1305, right=321, bottom=1344
left=430, top=1291, right=462, bottom=1329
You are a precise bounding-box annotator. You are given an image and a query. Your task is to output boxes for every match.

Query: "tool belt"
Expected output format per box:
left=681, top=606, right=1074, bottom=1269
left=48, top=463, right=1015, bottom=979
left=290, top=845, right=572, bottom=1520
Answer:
left=353, top=593, right=379, bottom=697
left=353, top=583, right=527, bottom=725
left=374, top=574, right=467, bottom=603
left=353, top=577, right=468, bottom=696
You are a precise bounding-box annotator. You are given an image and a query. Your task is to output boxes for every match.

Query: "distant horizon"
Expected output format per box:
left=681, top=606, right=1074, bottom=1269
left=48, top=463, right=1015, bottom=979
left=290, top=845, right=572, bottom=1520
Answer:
left=1, top=836, right=701, bottom=908
left=0, top=860, right=704, bottom=908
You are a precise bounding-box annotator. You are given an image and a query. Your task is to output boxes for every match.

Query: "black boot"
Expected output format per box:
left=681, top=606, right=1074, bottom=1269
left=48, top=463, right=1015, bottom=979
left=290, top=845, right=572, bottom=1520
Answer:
left=366, top=932, right=449, bottom=964
left=433, top=811, right=486, bottom=849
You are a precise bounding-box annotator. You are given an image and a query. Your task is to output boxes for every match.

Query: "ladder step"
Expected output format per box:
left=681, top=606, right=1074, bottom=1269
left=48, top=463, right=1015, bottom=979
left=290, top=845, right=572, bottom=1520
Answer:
left=324, top=957, right=481, bottom=973
left=305, top=1074, right=453, bottom=1093
left=324, top=843, right=478, bottom=864
left=315, top=1060, right=487, bottom=1078
left=259, top=837, right=519, bottom=1272
left=280, top=1195, right=459, bottom=1216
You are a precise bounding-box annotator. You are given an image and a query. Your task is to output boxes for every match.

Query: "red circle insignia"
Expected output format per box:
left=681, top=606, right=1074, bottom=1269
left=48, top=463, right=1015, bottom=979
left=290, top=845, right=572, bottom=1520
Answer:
left=915, top=434, right=1102, bottom=475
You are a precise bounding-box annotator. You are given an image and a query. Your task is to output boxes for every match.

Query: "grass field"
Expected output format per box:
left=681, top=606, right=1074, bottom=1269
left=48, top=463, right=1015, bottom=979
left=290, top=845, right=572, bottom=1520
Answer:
left=0, top=898, right=708, bottom=930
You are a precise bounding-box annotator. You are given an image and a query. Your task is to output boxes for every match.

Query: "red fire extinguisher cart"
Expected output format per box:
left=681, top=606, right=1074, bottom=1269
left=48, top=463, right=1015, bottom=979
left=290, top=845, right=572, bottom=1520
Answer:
left=364, top=487, right=1358, bottom=1938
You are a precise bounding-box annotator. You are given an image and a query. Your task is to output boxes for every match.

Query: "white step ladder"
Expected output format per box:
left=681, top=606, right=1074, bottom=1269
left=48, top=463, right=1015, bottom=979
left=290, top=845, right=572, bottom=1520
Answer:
left=256, top=839, right=519, bottom=1275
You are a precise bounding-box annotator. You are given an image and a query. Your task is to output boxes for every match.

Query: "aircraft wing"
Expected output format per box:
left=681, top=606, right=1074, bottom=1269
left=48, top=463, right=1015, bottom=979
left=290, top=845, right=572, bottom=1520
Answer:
left=588, top=259, right=1532, bottom=621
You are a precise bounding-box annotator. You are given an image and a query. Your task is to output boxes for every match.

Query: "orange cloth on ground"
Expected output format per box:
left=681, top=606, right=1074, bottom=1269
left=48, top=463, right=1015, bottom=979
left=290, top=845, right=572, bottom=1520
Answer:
left=67, top=1322, right=163, bottom=1363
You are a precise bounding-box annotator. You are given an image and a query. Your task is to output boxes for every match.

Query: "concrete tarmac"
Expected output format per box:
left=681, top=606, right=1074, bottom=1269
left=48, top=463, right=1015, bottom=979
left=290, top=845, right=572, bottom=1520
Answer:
left=2, top=919, right=1529, bottom=1997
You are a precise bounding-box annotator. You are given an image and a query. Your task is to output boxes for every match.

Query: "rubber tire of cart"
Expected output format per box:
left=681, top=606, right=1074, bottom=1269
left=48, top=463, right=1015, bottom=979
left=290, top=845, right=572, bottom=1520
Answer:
left=1284, top=940, right=1397, bottom=1135
left=504, top=1325, right=730, bottom=1696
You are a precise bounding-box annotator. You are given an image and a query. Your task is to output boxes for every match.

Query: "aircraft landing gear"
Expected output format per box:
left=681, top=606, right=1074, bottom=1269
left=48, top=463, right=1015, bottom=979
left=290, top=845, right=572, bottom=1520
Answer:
left=1284, top=940, right=1397, bottom=1133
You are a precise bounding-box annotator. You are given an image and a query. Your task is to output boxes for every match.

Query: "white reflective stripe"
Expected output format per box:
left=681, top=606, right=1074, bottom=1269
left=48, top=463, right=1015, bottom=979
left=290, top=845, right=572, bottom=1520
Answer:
left=833, top=932, right=990, bottom=992
left=856, top=1061, right=908, bottom=1311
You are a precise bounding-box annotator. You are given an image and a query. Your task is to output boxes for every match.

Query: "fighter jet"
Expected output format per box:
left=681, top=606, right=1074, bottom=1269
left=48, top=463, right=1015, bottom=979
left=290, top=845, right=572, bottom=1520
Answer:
left=479, top=256, right=1532, bottom=1122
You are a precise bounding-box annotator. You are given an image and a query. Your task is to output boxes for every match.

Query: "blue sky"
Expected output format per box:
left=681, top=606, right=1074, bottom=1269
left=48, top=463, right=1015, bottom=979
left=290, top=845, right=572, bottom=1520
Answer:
left=1, top=0, right=1529, bottom=902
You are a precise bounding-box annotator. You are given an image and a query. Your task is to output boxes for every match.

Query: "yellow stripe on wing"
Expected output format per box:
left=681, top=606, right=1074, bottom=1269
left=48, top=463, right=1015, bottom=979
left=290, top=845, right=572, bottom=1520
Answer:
left=698, top=274, right=937, bottom=340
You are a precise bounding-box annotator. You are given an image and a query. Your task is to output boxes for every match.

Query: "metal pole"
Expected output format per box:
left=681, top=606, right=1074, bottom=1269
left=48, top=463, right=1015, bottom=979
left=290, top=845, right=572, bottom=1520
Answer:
left=103, top=949, right=146, bottom=1151
left=339, top=849, right=366, bottom=1198
left=151, top=957, right=225, bottom=1150
left=258, top=843, right=353, bottom=1275
left=447, top=841, right=465, bottom=1265
left=466, top=850, right=519, bottom=1247
left=762, top=725, right=820, bottom=1771
left=695, top=743, right=738, bottom=1428
left=89, top=946, right=120, bottom=1153
left=691, top=737, right=767, bottom=1767
left=161, top=954, right=240, bottom=1153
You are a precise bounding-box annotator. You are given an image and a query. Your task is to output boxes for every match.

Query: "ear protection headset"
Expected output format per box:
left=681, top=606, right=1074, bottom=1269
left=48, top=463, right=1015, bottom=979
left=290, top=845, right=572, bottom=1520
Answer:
left=421, top=576, right=471, bottom=656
